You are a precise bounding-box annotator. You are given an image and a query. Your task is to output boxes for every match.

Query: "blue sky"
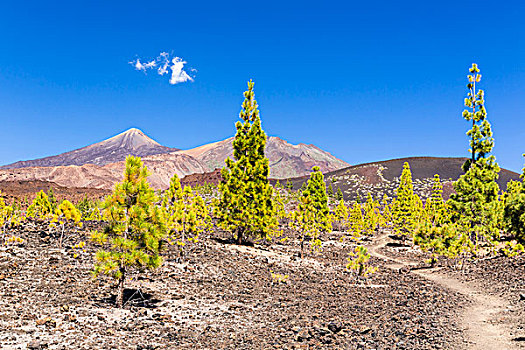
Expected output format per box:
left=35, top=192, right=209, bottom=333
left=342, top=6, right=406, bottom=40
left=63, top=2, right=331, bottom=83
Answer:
left=1, top=1, right=524, bottom=172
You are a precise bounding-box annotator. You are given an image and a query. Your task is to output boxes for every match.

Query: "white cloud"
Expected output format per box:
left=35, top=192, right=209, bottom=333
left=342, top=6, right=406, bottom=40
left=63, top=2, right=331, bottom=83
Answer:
left=130, top=52, right=195, bottom=85
left=169, top=57, right=194, bottom=84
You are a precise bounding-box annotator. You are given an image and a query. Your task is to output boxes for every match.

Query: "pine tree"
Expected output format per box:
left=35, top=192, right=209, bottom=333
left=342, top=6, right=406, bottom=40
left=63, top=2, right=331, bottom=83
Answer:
left=163, top=175, right=210, bottom=259
left=334, top=199, right=349, bottom=231
left=425, top=174, right=447, bottom=226
left=47, top=187, right=57, bottom=212
left=391, top=162, right=417, bottom=237
left=300, top=182, right=307, bottom=192
left=286, top=179, right=294, bottom=191
left=336, top=187, right=344, bottom=201
left=0, top=194, right=25, bottom=245
left=504, top=155, right=525, bottom=243
left=448, top=63, right=501, bottom=247
left=346, top=246, right=377, bottom=280
left=272, top=185, right=288, bottom=221
left=347, top=202, right=365, bottom=240
left=216, top=81, right=277, bottom=244
left=88, top=206, right=103, bottom=221
left=380, top=194, right=392, bottom=227
left=290, top=166, right=331, bottom=258
left=76, top=195, right=97, bottom=220
left=327, top=183, right=334, bottom=197
left=27, top=190, right=53, bottom=221
left=0, top=192, right=13, bottom=243
left=52, top=200, right=82, bottom=248
left=363, top=193, right=383, bottom=234
left=92, top=156, right=166, bottom=308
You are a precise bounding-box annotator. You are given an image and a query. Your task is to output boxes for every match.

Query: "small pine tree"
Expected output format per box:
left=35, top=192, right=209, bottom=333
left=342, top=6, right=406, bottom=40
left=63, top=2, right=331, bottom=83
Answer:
left=88, top=206, right=103, bottom=221
left=300, top=181, right=307, bottom=192
left=272, top=185, right=288, bottom=221
left=163, top=176, right=210, bottom=260
left=27, top=190, right=53, bottom=220
left=286, top=179, right=294, bottom=191
left=0, top=192, right=13, bottom=243
left=336, top=187, right=344, bottom=201
left=216, top=81, right=277, bottom=244
left=290, top=166, right=331, bottom=258
left=327, top=183, right=334, bottom=197
left=92, top=156, right=166, bottom=308
left=47, top=187, right=58, bottom=212
left=504, top=155, right=525, bottom=243
left=334, top=199, right=349, bottom=232
left=346, top=246, right=377, bottom=280
left=380, top=194, right=392, bottom=227
left=52, top=200, right=82, bottom=248
left=348, top=202, right=365, bottom=240
left=76, top=195, right=96, bottom=220
left=363, top=193, right=383, bottom=234
left=391, top=162, right=417, bottom=237
left=425, top=174, right=447, bottom=226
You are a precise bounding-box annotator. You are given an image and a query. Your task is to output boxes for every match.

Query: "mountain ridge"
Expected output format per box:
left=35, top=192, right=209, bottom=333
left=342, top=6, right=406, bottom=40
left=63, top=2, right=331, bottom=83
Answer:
left=0, top=128, right=350, bottom=188
left=0, top=128, right=179, bottom=169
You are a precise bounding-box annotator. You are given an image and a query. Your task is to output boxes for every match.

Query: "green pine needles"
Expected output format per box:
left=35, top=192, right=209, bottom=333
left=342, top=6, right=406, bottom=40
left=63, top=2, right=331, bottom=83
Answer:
left=290, top=166, right=331, bottom=258
left=448, top=63, right=501, bottom=246
left=391, top=162, right=417, bottom=237
left=162, top=174, right=210, bottom=260
left=216, top=80, right=277, bottom=244
left=92, top=156, right=166, bottom=308
left=504, top=155, right=525, bottom=243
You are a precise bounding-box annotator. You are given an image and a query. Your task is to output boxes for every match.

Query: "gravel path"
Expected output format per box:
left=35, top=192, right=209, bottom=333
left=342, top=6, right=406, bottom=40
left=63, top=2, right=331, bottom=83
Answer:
left=368, top=232, right=518, bottom=350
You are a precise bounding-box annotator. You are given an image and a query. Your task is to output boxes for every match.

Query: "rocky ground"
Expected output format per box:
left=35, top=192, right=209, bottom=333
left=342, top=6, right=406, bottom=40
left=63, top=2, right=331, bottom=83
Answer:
left=0, top=221, right=477, bottom=349
left=375, top=233, right=525, bottom=349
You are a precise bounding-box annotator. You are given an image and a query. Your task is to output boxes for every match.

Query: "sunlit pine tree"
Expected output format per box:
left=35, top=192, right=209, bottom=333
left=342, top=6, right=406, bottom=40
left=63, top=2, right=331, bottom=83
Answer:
left=216, top=81, right=277, bottom=244
left=92, top=156, right=166, bottom=308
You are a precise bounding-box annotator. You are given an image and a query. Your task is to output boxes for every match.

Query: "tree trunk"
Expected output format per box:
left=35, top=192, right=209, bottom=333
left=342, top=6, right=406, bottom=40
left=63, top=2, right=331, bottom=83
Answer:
left=116, top=266, right=126, bottom=308
left=236, top=229, right=243, bottom=245
left=300, top=232, right=304, bottom=259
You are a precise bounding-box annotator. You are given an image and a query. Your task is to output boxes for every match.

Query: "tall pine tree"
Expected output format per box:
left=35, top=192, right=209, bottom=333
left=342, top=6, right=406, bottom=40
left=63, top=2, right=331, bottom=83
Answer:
left=216, top=81, right=277, bottom=244
left=448, top=63, right=501, bottom=246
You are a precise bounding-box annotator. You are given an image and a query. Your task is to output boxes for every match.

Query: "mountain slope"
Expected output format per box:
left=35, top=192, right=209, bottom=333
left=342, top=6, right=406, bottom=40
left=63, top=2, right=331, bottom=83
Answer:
left=284, top=156, right=521, bottom=201
left=0, top=153, right=206, bottom=190
left=178, top=136, right=349, bottom=179
left=0, top=128, right=179, bottom=169
left=0, top=128, right=349, bottom=188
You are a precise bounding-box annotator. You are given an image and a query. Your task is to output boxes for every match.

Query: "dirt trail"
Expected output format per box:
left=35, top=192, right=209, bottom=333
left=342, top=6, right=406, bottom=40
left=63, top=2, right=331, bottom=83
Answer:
left=368, top=232, right=516, bottom=350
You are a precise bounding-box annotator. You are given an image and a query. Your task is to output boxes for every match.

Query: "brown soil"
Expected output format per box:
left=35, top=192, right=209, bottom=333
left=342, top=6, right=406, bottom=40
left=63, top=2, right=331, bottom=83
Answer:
left=369, top=232, right=525, bottom=350
left=0, top=180, right=109, bottom=206
left=0, top=222, right=469, bottom=349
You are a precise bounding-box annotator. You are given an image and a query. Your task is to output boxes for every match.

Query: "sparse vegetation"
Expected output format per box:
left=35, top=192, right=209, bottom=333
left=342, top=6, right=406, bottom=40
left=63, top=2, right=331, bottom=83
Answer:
left=2, top=63, right=525, bottom=349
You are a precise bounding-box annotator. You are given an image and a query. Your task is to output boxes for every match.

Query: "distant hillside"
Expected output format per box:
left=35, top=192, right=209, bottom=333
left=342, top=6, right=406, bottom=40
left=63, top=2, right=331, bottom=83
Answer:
left=0, top=128, right=179, bottom=169
left=281, top=157, right=521, bottom=201
left=177, top=136, right=349, bottom=179
left=0, top=129, right=348, bottom=189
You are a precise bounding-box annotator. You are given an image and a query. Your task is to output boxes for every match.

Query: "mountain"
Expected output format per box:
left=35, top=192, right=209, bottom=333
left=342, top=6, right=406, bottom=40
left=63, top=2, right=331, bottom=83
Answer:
left=177, top=136, right=349, bottom=178
left=0, top=129, right=348, bottom=189
left=0, top=153, right=207, bottom=190
left=282, top=156, right=521, bottom=201
left=0, top=128, right=179, bottom=169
